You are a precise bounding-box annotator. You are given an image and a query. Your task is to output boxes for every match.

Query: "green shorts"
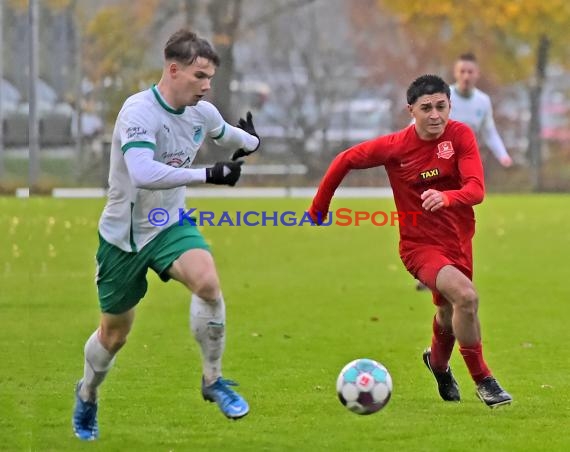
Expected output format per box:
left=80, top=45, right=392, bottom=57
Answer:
left=95, top=223, right=210, bottom=314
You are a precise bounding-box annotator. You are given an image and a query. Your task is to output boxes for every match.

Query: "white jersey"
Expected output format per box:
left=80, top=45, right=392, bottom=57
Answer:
left=450, top=85, right=509, bottom=161
left=99, top=85, right=226, bottom=252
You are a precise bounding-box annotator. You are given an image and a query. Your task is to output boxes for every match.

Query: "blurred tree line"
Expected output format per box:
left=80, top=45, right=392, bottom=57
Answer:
left=3, top=0, right=570, bottom=190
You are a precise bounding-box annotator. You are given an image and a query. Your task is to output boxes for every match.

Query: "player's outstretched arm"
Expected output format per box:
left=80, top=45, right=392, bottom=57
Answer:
left=124, top=148, right=243, bottom=189
left=309, top=137, right=390, bottom=224
left=482, top=106, right=513, bottom=167
left=125, top=147, right=208, bottom=189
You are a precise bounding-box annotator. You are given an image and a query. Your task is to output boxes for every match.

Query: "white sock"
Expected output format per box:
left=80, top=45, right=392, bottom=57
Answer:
left=80, top=330, right=116, bottom=402
left=190, top=293, right=226, bottom=386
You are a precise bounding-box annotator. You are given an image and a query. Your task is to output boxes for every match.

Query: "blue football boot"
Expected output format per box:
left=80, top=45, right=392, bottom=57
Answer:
left=202, top=377, right=249, bottom=419
left=72, top=381, right=99, bottom=440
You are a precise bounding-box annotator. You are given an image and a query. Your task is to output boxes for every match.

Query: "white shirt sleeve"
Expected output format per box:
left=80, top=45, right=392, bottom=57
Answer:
left=124, top=147, right=206, bottom=189
left=198, top=101, right=260, bottom=151
left=213, top=123, right=260, bottom=150
left=481, top=102, right=510, bottom=161
left=118, top=103, right=158, bottom=150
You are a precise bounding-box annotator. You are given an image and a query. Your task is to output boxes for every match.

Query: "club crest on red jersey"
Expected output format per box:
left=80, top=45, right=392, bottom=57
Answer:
left=436, top=141, right=454, bottom=159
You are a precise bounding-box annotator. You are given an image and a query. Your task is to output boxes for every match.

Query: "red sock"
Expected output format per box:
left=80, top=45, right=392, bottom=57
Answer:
left=459, top=342, right=492, bottom=384
left=430, top=316, right=455, bottom=372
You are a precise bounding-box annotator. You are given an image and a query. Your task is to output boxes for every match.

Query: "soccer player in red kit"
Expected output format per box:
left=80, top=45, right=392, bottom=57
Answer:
left=308, top=74, right=512, bottom=408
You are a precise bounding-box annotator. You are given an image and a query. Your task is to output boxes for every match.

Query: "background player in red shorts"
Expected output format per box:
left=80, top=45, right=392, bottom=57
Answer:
left=308, top=74, right=512, bottom=408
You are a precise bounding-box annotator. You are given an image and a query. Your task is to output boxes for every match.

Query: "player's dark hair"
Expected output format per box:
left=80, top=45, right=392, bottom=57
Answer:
left=406, top=74, right=450, bottom=105
left=457, top=52, right=477, bottom=63
left=164, top=29, right=220, bottom=67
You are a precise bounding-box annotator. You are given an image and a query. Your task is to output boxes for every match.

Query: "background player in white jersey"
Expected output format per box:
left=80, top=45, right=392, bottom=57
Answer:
left=72, top=29, right=260, bottom=440
left=450, top=52, right=513, bottom=168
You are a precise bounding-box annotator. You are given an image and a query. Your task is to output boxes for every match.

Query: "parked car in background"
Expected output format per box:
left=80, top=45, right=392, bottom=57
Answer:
left=306, top=98, right=393, bottom=153
left=2, top=78, right=104, bottom=148
left=1, top=78, right=21, bottom=110
left=252, top=102, right=306, bottom=153
left=2, top=78, right=28, bottom=147
left=245, top=88, right=394, bottom=156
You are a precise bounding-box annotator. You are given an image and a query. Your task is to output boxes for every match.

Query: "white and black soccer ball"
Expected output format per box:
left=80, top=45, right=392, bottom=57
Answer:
left=336, top=358, right=392, bottom=415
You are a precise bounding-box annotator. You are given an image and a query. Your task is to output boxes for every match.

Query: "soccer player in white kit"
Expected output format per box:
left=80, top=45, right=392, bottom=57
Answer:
left=72, top=29, right=259, bottom=440
left=450, top=52, right=513, bottom=168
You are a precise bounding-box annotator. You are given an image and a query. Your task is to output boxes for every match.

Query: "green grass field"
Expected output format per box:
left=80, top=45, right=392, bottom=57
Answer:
left=1, top=195, right=569, bottom=452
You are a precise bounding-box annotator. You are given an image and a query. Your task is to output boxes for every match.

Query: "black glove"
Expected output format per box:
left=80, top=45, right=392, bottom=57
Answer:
left=205, top=161, right=244, bottom=186
left=231, top=111, right=261, bottom=161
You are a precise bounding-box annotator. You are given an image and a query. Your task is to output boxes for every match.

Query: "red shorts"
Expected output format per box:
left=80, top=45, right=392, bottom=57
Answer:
left=401, top=244, right=473, bottom=306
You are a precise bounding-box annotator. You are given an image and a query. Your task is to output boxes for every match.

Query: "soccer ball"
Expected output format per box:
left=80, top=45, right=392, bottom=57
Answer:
left=336, top=358, right=393, bottom=415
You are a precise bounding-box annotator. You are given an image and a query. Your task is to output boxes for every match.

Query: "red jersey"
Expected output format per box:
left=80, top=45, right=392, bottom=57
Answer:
left=310, top=120, right=485, bottom=253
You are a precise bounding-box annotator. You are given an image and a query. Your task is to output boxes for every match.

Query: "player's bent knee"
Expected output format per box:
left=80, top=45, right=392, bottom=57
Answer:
left=99, top=326, right=129, bottom=354
left=454, top=287, right=479, bottom=315
left=99, top=333, right=127, bottom=354
left=193, top=275, right=221, bottom=301
left=437, top=303, right=454, bottom=324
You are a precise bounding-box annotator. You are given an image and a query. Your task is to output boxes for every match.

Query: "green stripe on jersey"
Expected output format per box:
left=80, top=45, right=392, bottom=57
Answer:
left=211, top=123, right=226, bottom=140
left=129, top=202, right=137, bottom=252
left=121, top=141, right=156, bottom=153
left=151, top=85, right=185, bottom=115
